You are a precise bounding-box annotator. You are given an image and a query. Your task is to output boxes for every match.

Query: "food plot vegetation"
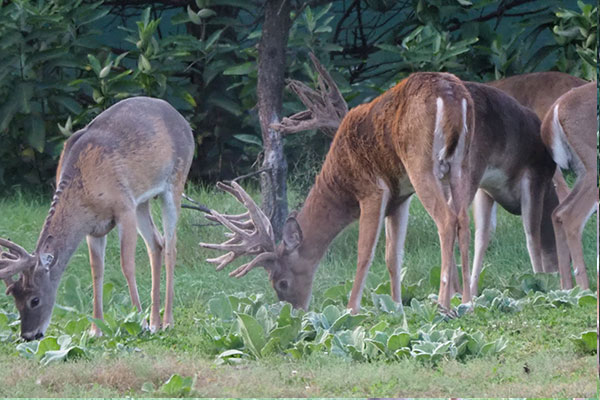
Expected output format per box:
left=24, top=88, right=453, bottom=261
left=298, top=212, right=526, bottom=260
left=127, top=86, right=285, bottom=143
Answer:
left=0, top=185, right=595, bottom=397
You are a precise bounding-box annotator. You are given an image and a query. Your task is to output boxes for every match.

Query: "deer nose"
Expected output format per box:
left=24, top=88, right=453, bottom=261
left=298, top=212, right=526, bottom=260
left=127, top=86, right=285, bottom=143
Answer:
left=21, top=331, right=44, bottom=341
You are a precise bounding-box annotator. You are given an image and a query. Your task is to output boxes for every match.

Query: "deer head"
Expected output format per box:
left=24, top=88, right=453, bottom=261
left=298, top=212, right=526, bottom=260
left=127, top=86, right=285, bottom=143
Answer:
left=199, top=182, right=315, bottom=309
left=0, top=238, right=61, bottom=340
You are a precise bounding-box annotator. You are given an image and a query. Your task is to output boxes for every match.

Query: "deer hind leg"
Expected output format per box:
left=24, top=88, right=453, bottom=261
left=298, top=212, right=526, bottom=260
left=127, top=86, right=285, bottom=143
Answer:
left=136, top=201, right=164, bottom=333
left=408, top=174, right=458, bottom=309
left=160, top=184, right=183, bottom=329
left=520, top=172, right=546, bottom=274
left=385, top=195, right=412, bottom=306
left=470, top=190, right=495, bottom=296
left=347, top=181, right=389, bottom=314
left=553, top=167, right=570, bottom=202
left=552, top=174, right=594, bottom=289
left=87, top=234, right=107, bottom=336
left=117, top=210, right=143, bottom=317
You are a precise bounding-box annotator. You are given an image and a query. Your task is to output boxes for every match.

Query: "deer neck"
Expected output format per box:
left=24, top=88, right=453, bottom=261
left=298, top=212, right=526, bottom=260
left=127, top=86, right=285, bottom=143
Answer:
left=296, top=173, right=358, bottom=268
left=35, top=178, right=90, bottom=279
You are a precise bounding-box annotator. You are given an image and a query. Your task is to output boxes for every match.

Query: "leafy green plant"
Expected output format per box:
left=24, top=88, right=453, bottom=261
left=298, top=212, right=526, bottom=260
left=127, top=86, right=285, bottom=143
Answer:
left=16, top=334, right=86, bottom=365
left=141, top=373, right=195, bottom=397
left=570, top=330, right=597, bottom=354
left=552, top=0, right=597, bottom=80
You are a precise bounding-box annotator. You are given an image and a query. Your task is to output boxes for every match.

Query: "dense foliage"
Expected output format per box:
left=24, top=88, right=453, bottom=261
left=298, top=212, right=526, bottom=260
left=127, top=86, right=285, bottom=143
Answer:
left=0, top=0, right=596, bottom=189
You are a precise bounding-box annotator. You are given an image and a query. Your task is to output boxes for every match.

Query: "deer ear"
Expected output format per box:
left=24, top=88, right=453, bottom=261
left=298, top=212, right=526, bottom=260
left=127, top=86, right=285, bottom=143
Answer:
left=282, top=212, right=302, bottom=251
left=39, top=253, right=54, bottom=272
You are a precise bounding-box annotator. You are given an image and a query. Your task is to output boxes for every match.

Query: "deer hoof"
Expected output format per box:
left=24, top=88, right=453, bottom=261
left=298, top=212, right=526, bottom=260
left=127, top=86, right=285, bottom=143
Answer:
left=89, top=325, right=103, bottom=337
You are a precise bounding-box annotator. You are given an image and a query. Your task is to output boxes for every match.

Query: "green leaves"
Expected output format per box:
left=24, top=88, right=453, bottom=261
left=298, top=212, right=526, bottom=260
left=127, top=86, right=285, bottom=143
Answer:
left=570, top=330, right=597, bottom=354
left=16, top=334, right=86, bottom=365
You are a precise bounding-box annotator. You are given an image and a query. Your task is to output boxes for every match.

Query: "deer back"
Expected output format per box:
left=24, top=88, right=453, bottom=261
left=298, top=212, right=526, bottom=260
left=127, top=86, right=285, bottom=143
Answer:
left=487, top=71, right=587, bottom=119
left=320, top=72, right=473, bottom=204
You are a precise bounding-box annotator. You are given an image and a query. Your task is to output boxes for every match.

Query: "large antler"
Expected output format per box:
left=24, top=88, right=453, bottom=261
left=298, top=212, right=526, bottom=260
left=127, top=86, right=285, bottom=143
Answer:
left=0, top=238, right=34, bottom=282
left=270, top=53, right=348, bottom=137
left=199, top=181, right=277, bottom=277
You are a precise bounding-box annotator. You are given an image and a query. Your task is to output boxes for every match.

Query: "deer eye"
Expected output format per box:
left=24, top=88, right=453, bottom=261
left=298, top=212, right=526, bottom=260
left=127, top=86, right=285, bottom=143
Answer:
left=277, top=280, right=289, bottom=291
left=30, top=297, right=40, bottom=308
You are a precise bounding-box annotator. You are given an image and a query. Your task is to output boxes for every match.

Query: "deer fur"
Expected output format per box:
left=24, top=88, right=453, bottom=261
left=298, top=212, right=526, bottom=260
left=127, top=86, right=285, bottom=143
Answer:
left=1, top=97, right=193, bottom=340
left=203, top=72, right=475, bottom=312
left=463, top=82, right=560, bottom=295
left=539, top=82, right=595, bottom=290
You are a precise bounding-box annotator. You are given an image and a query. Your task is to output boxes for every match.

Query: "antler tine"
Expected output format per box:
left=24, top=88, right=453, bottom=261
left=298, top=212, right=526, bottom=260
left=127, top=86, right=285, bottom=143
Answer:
left=270, top=52, right=348, bottom=137
left=229, top=252, right=277, bottom=278
left=199, top=181, right=277, bottom=274
left=220, top=181, right=275, bottom=248
left=0, top=238, right=34, bottom=280
left=0, top=238, right=32, bottom=258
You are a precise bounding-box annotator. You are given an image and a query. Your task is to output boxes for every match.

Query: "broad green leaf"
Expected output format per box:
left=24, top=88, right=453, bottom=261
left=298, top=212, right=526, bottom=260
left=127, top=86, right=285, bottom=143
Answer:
left=138, top=54, right=151, bottom=72
left=223, top=62, right=255, bottom=76
left=160, top=374, right=194, bottom=396
left=387, top=332, right=410, bottom=351
left=187, top=6, right=202, bottom=24
left=87, top=54, right=102, bottom=75
left=570, top=330, right=597, bottom=353
left=26, top=116, right=45, bottom=153
left=198, top=8, right=216, bottom=18
left=208, top=293, right=234, bottom=320
left=233, top=134, right=262, bottom=147
left=236, top=313, right=266, bottom=358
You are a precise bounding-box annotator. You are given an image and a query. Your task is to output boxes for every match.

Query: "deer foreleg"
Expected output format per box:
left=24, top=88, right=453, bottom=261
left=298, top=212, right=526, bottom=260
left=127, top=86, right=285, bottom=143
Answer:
left=348, top=184, right=389, bottom=314
left=87, top=235, right=107, bottom=336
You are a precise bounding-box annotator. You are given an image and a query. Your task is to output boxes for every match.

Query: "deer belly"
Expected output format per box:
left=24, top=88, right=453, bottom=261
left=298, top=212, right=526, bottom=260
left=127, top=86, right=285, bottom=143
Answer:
left=479, top=168, right=521, bottom=214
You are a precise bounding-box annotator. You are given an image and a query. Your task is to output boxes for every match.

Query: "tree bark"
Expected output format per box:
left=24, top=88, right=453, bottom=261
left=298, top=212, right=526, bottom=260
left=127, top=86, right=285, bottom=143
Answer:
left=256, top=0, right=292, bottom=240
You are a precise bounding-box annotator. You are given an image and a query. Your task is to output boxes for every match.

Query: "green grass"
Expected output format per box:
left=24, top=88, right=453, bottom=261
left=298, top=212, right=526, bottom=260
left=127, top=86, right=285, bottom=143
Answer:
left=0, top=184, right=596, bottom=397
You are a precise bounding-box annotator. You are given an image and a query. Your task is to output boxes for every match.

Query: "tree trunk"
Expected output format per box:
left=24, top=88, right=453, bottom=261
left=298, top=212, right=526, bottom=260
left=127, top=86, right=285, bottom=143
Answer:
left=256, top=0, right=292, bottom=240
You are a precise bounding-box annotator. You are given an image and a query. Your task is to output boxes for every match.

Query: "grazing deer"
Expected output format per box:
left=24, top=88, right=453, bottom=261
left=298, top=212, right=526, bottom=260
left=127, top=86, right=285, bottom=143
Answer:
left=467, top=72, right=589, bottom=292
left=539, top=82, right=595, bottom=290
left=202, top=71, right=476, bottom=312
left=0, top=97, right=193, bottom=340
left=463, top=82, right=560, bottom=295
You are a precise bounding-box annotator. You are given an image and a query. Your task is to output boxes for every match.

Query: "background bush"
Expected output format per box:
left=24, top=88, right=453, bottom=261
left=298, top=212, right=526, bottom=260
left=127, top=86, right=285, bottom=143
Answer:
left=0, top=0, right=596, bottom=190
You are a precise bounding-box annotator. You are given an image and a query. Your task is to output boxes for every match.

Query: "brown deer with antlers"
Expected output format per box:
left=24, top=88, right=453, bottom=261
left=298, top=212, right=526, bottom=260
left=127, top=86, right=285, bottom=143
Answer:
left=0, top=97, right=193, bottom=340
left=201, top=55, right=563, bottom=311
left=202, top=71, right=476, bottom=312
left=539, top=82, right=595, bottom=290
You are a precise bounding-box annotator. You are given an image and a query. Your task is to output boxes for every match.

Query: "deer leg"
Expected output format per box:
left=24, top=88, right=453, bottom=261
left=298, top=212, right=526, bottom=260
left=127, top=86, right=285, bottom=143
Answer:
left=160, top=185, right=183, bottom=329
left=347, top=185, right=389, bottom=314
left=470, top=190, right=495, bottom=297
left=552, top=175, right=594, bottom=289
left=520, top=173, right=545, bottom=274
left=136, top=201, right=164, bottom=333
left=553, top=167, right=570, bottom=202
left=87, top=234, right=107, bottom=337
left=409, top=178, right=458, bottom=309
left=540, top=182, right=561, bottom=273
left=385, top=196, right=412, bottom=305
left=118, top=211, right=143, bottom=315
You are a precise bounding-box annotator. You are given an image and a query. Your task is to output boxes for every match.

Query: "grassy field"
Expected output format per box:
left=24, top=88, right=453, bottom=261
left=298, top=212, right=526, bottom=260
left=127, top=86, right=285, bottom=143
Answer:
left=0, top=183, right=596, bottom=397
